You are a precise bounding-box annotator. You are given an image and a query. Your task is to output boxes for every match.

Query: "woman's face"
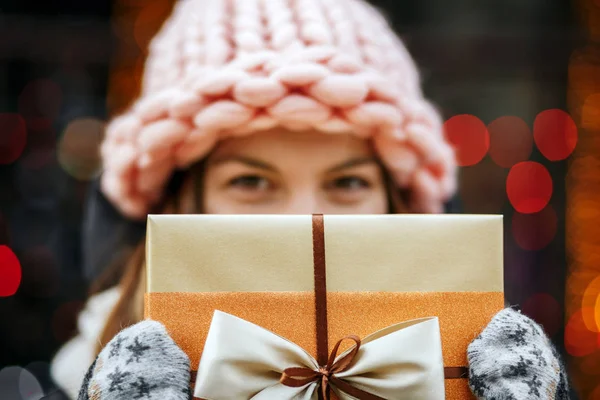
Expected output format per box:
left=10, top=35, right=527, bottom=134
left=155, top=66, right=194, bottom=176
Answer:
left=201, top=128, right=388, bottom=214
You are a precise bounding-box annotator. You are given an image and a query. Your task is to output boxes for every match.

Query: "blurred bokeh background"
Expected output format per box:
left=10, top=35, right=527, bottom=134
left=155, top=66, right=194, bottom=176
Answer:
left=1, top=0, right=599, bottom=398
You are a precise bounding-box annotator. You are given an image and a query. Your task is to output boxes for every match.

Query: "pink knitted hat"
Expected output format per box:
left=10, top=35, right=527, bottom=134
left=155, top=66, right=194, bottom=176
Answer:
left=100, top=0, right=457, bottom=219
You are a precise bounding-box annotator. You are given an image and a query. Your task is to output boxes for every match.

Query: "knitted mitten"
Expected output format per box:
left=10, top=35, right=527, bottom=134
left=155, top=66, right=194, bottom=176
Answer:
left=468, top=308, right=570, bottom=400
left=77, top=320, right=191, bottom=400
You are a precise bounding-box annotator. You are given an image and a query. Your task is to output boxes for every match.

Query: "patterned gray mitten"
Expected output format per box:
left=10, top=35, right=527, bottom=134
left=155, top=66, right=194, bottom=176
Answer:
left=78, top=320, right=191, bottom=400
left=467, top=308, right=570, bottom=400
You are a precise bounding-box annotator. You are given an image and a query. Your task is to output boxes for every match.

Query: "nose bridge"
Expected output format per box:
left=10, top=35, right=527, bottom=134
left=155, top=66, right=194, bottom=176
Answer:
left=282, top=184, right=321, bottom=215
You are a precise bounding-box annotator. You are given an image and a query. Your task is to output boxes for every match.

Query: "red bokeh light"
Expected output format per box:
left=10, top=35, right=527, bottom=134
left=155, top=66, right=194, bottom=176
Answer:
left=521, top=293, right=561, bottom=337
left=533, top=109, right=578, bottom=161
left=0, top=113, right=27, bottom=165
left=565, top=308, right=600, bottom=357
left=488, top=116, right=533, bottom=168
left=443, top=114, right=490, bottom=167
left=18, top=79, right=62, bottom=120
left=0, top=245, right=22, bottom=297
left=512, top=205, right=557, bottom=250
left=506, top=161, right=553, bottom=214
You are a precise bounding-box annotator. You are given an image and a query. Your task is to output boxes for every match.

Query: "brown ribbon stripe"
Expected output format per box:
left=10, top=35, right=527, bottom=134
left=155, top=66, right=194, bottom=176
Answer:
left=312, top=214, right=329, bottom=366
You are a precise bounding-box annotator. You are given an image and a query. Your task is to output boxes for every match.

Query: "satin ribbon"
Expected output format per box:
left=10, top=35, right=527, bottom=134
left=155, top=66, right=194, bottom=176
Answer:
left=193, top=310, right=447, bottom=399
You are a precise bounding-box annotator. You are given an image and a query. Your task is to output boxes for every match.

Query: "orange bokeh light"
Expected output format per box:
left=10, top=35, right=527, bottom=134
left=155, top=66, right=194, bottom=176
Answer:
left=582, top=93, right=600, bottom=131
left=565, top=3, right=600, bottom=398
left=565, top=308, right=600, bottom=357
left=582, top=276, right=600, bottom=332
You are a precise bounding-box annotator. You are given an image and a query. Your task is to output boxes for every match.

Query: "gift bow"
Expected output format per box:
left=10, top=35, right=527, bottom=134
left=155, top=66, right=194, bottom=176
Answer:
left=280, top=335, right=383, bottom=400
left=193, top=310, right=447, bottom=399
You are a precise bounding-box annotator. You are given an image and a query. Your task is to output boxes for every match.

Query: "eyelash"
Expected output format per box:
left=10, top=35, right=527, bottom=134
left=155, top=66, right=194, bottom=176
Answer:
left=328, top=176, right=370, bottom=190
left=228, top=175, right=371, bottom=191
left=229, top=175, right=269, bottom=189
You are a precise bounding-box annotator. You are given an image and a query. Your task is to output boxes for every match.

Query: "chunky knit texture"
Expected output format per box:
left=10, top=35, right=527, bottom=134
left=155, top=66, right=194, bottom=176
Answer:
left=100, top=0, right=457, bottom=219
left=77, top=321, right=191, bottom=400
left=467, top=308, right=570, bottom=400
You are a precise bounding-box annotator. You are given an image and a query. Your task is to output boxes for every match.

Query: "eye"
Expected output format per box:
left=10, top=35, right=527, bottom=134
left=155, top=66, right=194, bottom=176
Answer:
left=328, top=176, right=370, bottom=190
left=228, top=175, right=271, bottom=191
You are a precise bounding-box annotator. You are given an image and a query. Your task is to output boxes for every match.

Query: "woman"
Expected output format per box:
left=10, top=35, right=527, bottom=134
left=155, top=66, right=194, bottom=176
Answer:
left=52, top=0, right=570, bottom=398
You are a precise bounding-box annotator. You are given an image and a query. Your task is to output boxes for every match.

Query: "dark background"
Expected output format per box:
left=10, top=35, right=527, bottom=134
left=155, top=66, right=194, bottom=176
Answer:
left=0, top=0, right=586, bottom=398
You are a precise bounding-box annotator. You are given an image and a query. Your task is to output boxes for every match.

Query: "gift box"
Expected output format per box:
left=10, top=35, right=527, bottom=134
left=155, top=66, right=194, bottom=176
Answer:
left=145, top=214, right=504, bottom=399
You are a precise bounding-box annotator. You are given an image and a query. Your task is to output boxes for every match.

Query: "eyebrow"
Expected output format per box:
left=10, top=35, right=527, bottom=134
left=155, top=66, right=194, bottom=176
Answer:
left=209, top=155, right=377, bottom=174
left=325, top=157, right=378, bottom=173
left=209, top=156, right=277, bottom=172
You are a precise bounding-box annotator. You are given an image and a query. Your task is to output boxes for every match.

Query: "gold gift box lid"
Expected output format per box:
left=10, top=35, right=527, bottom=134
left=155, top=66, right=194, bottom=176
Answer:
left=146, top=214, right=503, bottom=294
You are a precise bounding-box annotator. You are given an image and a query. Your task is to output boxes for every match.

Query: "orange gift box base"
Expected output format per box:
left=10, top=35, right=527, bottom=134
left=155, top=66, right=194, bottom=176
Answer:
left=145, top=291, right=504, bottom=399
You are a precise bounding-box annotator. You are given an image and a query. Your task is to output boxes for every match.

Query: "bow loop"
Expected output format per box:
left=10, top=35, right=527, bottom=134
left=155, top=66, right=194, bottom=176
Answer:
left=328, top=335, right=361, bottom=374
left=280, top=335, right=382, bottom=400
